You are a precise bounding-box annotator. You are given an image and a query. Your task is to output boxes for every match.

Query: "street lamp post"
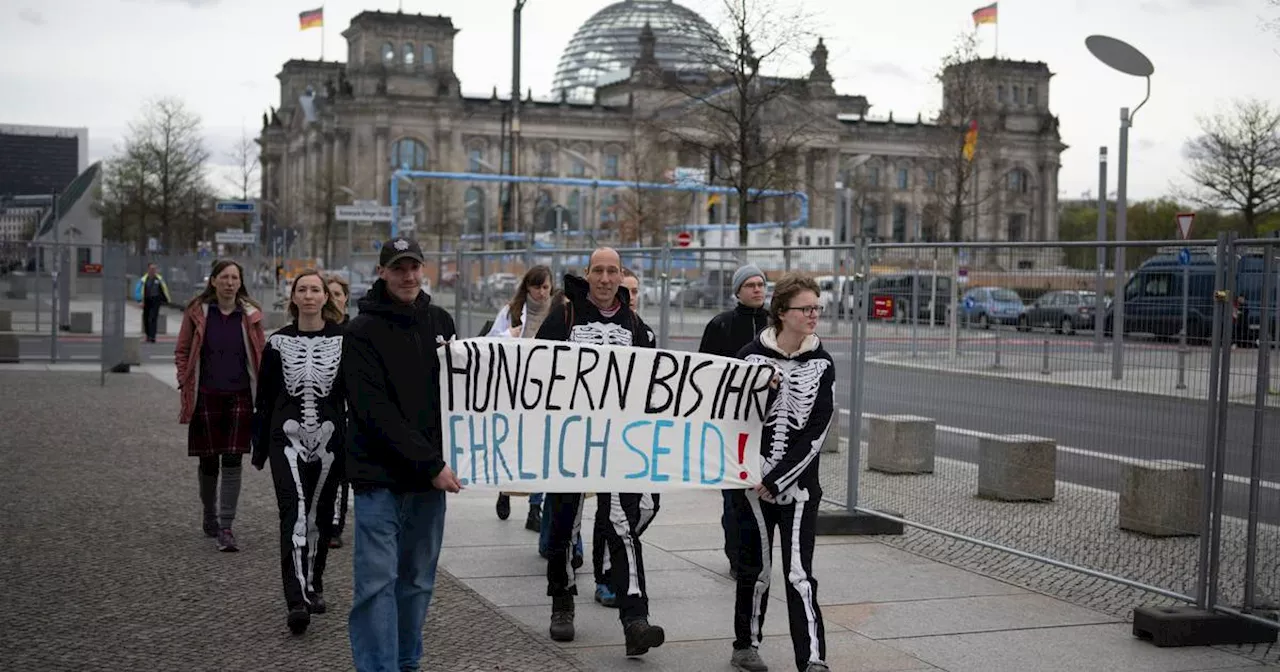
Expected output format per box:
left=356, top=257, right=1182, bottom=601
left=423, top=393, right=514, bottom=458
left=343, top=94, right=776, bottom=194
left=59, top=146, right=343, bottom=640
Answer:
left=511, top=0, right=529, bottom=257
left=1086, top=35, right=1154, bottom=381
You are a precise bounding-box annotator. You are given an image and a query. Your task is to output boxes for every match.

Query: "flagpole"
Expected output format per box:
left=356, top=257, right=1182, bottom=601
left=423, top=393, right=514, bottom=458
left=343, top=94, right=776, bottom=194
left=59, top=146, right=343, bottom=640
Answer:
left=321, top=4, right=326, bottom=60
left=995, top=19, right=999, bottom=59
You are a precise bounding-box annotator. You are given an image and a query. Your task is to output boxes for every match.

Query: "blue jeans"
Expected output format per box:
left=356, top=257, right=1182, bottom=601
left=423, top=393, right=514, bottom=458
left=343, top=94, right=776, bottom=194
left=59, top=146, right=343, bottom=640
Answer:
left=349, top=488, right=447, bottom=672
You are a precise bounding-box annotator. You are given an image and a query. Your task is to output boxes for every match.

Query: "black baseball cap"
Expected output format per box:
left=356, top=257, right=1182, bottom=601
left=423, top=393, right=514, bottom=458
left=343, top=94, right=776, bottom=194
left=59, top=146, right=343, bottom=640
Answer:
left=379, top=237, right=425, bottom=267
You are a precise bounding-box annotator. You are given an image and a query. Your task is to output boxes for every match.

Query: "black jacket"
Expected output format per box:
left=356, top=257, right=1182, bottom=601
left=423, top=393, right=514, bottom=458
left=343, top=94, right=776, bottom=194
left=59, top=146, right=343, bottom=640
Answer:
left=535, top=273, right=655, bottom=348
left=342, top=280, right=457, bottom=492
left=698, top=303, right=768, bottom=359
left=736, top=328, right=835, bottom=501
left=251, top=322, right=346, bottom=470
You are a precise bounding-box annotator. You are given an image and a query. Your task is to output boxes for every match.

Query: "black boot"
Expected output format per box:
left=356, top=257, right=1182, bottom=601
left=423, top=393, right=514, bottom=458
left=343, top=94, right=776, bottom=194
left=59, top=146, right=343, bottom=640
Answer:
left=287, top=605, right=310, bottom=635
left=525, top=503, right=541, bottom=531
left=496, top=494, right=511, bottom=520
left=549, top=595, right=575, bottom=642
left=306, top=592, right=326, bottom=614
left=624, top=618, right=665, bottom=656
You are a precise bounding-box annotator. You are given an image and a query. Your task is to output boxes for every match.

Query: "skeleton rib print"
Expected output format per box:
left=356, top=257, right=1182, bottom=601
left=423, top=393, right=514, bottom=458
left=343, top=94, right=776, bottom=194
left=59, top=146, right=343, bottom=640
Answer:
left=745, top=354, right=830, bottom=478
left=570, top=321, right=633, bottom=346
left=269, top=333, right=343, bottom=459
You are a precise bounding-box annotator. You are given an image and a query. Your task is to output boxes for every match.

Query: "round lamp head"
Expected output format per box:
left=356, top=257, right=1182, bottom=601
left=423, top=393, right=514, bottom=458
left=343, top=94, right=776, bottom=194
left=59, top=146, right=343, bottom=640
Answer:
left=1086, top=35, right=1154, bottom=77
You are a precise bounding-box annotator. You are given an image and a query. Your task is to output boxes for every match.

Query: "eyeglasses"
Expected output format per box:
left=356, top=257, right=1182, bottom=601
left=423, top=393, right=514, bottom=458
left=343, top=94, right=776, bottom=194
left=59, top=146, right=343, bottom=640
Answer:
left=785, top=305, right=824, bottom=317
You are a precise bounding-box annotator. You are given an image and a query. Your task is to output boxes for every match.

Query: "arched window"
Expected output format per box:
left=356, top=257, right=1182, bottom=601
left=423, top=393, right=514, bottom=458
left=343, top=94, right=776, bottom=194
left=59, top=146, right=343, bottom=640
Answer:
left=403, top=43, right=415, bottom=66
left=468, top=146, right=486, bottom=173
left=535, top=190, right=555, bottom=232
left=423, top=45, right=436, bottom=65
left=568, top=190, right=583, bottom=228
left=382, top=42, right=396, bottom=63
left=603, top=150, right=621, bottom=179
left=602, top=193, right=621, bottom=224
left=389, top=138, right=428, bottom=170
left=464, top=187, right=485, bottom=237
left=1007, top=168, right=1031, bottom=195
left=861, top=202, right=881, bottom=238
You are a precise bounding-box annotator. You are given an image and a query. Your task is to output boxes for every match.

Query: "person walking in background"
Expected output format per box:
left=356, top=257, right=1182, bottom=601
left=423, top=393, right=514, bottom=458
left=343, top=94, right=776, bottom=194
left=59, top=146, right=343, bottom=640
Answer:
left=620, top=268, right=640, bottom=313
left=488, top=266, right=553, bottom=530
left=325, top=273, right=353, bottom=550
left=174, top=259, right=266, bottom=553
left=135, top=263, right=171, bottom=343
left=343, top=238, right=462, bottom=672
left=699, top=264, right=769, bottom=580
left=731, top=274, right=835, bottom=672
left=535, top=247, right=665, bottom=658
left=252, top=270, right=347, bottom=635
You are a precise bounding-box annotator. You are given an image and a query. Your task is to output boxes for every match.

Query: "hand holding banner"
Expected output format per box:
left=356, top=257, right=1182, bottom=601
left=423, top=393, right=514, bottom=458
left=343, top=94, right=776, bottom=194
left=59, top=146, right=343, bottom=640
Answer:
left=439, top=339, right=775, bottom=493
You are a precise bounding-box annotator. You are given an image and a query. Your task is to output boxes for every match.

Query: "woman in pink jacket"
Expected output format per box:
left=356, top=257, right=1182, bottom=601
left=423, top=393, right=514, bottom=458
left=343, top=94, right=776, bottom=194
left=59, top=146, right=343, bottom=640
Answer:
left=174, top=259, right=266, bottom=552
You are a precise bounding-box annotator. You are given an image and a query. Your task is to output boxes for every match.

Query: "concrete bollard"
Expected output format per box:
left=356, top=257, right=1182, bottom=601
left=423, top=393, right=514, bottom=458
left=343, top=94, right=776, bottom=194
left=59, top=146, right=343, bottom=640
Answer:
left=155, top=312, right=168, bottom=335
left=821, top=405, right=842, bottom=454
left=867, top=415, right=936, bottom=474
left=121, top=336, right=141, bottom=366
left=69, top=312, right=93, bottom=334
left=1119, top=463, right=1203, bottom=537
left=5, top=273, right=27, bottom=299
left=978, top=434, right=1057, bottom=502
left=0, top=333, right=17, bottom=362
left=0, top=309, right=11, bottom=332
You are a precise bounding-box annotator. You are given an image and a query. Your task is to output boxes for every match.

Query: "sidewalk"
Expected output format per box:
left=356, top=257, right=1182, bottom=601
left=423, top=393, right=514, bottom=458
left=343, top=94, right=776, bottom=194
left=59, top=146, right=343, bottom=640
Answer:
left=0, top=367, right=587, bottom=672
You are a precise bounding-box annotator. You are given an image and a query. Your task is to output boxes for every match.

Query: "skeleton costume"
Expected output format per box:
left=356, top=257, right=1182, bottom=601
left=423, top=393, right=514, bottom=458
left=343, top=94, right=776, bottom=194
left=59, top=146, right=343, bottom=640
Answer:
left=252, top=321, right=346, bottom=619
left=732, top=327, right=835, bottom=671
left=534, top=273, right=664, bottom=653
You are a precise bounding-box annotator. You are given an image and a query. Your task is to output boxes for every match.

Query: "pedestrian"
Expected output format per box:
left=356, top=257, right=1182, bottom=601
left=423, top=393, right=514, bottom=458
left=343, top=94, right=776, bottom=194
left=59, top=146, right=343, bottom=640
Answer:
left=730, top=274, right=835, bottom=672
left=174, top=259, right=267, bottom=553
left=325, top=273, right=353, bottom=550
left=698, top=264, right=769, bottom=579
left=343, top=237, right=462, bottom=672
left=134, top=263, right=171, bottom=343
left=534, top=287, right=585, bottom=572
left=535, top=247, right=665, bottom=657
left=251, top=270, right=347, bottom=635
left=488, top=265, right=553, bottom=530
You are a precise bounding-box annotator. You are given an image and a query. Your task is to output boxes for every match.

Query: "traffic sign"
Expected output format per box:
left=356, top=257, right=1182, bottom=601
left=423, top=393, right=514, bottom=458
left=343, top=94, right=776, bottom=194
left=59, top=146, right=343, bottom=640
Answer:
left=1178, top=247, right=1191, bottom=266
left=1176, top=212, right=1195, bottom=240
left=872, top=296, right=894, bottom=319
left=215, top=230, right=257, bottom=244
left=216, top=200, right=257, bottom=214
left=335, top=205, right=395, bottom=222
left=675, top=231, right=693, bottom=248
left=957, top=267, right=970, bottom=285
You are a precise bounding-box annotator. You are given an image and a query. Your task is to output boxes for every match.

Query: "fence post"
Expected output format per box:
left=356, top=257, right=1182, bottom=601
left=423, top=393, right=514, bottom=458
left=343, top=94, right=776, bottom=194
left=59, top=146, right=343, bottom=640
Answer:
left=658, top=243, right=671, bottom=348
left=1196, top=232, right=1229, bottom=609
left=454, top=248, right=464, bottom=335
left=910, top=248, right=920, bottom=358
left=949, top=245, right=959, bottom=359
left=1206, top=233, right=1237, bottom=609
left=1244, top=240, right=1274, bottom=611
left=1041, top=339, right=1050, bottom=375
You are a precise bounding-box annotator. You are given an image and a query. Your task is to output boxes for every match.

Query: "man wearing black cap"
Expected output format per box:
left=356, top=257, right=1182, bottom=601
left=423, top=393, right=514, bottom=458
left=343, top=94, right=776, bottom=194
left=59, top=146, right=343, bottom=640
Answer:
left=343, top=237, right=462, bottom=672
left=698, top=263, right=768, bottom=579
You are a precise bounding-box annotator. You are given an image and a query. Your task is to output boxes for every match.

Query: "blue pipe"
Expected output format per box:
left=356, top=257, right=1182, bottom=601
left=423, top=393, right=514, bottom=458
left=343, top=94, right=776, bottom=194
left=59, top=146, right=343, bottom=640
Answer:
left=388, top=169, right=809, bottom=238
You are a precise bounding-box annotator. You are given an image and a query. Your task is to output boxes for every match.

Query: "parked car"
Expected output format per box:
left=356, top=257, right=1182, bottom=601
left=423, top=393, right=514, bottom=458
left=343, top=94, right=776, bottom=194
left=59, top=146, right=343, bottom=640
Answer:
left=959, top=286, right=1026, bottom=329
left=1022, top=290, right=1101, bottom=335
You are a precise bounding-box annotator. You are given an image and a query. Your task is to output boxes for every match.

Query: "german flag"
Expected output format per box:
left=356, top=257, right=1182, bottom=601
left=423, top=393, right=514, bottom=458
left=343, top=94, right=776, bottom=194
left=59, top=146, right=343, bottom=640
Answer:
left=962, top=120, right=979, bottom=162
left=972, top=2, right=997, bottom=26
left=299, top=7, right=323, bottom=31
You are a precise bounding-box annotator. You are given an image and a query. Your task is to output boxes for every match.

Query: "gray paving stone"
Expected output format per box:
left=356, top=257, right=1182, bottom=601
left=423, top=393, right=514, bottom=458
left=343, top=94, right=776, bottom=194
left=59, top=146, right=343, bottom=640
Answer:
left=571, top=631, right=939, bottom=671
left=825, top=593, right=1121, bottom=639
left=0, top=370, right=589, bottom=671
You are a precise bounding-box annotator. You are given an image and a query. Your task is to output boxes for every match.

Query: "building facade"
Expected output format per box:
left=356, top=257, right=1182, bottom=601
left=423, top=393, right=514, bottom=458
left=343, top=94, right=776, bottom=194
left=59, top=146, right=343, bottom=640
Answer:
left=258, top=3, right=1067, bottom=269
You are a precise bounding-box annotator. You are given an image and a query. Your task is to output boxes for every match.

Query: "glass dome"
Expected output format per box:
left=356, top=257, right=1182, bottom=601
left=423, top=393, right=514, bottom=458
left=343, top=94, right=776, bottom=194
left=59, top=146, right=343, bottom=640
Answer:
left=552, top=0, right=723, bottom=102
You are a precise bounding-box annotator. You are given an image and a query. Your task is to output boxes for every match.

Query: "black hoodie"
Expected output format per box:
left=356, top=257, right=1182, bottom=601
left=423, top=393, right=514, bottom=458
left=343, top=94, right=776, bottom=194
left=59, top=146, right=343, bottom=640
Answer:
left=736, top=328, right=835, bottom=501
left=535, top=273, right=655, bottom=348
left=698, top=303, right=768, bottom=359
left=342, top=280, right=457, bottom=492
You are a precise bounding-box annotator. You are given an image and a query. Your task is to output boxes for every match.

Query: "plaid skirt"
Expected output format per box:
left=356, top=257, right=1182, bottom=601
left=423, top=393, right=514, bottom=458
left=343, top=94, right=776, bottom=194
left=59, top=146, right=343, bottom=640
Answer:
left=188, top=389, right=253, bottom=457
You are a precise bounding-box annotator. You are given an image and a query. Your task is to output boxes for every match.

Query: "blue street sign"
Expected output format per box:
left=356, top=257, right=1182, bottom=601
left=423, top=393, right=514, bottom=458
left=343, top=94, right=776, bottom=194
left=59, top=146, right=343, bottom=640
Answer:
left=216, top=200, right=257, bottom=214
left=1178, top=248, right=1191, bottom=266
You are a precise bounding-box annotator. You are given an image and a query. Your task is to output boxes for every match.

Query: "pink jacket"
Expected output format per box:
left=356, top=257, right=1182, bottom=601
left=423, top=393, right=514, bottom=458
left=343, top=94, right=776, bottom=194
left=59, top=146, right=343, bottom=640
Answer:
left=174, top=300, right=266, bottom=424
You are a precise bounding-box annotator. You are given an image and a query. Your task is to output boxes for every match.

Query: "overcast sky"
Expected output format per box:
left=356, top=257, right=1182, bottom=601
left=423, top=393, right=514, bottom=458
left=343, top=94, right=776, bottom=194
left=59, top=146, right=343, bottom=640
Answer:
left=2, top=0, right=1277, bottom=201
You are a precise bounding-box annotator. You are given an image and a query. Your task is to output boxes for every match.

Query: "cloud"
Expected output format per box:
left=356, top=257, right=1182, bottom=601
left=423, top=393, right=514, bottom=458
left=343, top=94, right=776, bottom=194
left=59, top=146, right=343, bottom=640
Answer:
left=157, top=0, right=221, bottom=6
left=1137, top=138, right=1157, bottom=152
left=862, top=62, right=915, bottom=80
left=18, top=8, right=45, bottom=25
left=1139, top=0, right=1239, bottom=11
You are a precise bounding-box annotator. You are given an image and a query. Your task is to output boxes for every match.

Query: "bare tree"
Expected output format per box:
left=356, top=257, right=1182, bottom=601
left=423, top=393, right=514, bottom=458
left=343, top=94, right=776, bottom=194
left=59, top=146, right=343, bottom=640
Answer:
left=1183, top=98, right=1280, bottom=237
left=616, top=121, right=692, bottom=246
left=918, top=32, right=998, bottom=243
left=658, top=0, right=821, bottom=246
left=226, top=127, right=259, bottom=200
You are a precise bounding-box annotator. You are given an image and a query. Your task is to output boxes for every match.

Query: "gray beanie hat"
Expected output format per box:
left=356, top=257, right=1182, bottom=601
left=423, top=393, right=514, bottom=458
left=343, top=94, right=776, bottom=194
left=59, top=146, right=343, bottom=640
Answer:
left=732, top=264, right=765, bottom=297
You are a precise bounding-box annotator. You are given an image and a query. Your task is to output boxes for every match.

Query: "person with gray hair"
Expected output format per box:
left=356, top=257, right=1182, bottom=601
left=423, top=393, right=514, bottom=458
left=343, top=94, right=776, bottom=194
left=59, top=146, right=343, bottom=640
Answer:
left=697, top=263, right=769, bottom=579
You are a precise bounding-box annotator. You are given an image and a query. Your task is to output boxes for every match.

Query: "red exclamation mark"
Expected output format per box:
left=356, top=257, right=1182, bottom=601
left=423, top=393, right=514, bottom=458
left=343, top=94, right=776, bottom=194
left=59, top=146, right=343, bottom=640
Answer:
left=737, top=433, right=749, bottom=480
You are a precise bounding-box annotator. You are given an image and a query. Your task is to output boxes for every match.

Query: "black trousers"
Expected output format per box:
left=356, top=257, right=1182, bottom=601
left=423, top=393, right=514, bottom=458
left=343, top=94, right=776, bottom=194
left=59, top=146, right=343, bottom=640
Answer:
left=546, top=492, right=659, bottom=623
left=732, top=489, right=827, bottom=671
left=592, top=504, right=612, bottom=586
left=269, top=447, right=341, bottom=610
left=332, top=477, right=350, bottom=537
left=142, top=297, right=163, bottom=340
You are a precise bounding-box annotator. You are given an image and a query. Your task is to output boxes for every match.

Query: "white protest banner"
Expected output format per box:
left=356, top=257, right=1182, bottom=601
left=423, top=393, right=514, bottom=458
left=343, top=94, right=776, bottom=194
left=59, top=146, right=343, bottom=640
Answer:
left=439, top=339, right=775, bottom=492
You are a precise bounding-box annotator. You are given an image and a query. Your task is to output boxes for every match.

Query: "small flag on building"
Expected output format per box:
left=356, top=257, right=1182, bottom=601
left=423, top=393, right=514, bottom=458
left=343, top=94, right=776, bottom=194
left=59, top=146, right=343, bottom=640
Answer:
left=962, top=120, right=979, bottom=162
left=299, top=7, right=324, bottom=31
left=972, top=2, right=998, bottom=26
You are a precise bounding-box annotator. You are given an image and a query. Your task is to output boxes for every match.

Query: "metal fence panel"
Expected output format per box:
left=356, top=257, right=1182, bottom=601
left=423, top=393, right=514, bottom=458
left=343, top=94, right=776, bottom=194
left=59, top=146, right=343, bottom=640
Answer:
left=101, top=243, right=128, bottom=378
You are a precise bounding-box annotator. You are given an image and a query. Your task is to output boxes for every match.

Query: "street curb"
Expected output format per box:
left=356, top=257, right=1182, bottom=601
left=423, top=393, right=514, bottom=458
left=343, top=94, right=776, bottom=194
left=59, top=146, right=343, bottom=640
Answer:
left=866, top=357, right=1272, bottom=409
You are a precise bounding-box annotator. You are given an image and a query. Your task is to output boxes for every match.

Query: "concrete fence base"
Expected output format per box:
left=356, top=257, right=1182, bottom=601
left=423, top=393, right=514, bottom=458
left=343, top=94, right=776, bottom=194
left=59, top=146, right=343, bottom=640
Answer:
left=0, top=309, right=11, bottom=332
left=69, top=312, right=93, bottom=334
left=978, top=434, right=1057, bottom=502
left=0, top=333, right=17, bottom=363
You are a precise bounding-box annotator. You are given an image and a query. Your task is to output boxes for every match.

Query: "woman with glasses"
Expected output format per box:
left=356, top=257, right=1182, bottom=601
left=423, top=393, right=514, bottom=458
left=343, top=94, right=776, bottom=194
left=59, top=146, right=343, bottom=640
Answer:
left=729, top=274, right=834, bottom=672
